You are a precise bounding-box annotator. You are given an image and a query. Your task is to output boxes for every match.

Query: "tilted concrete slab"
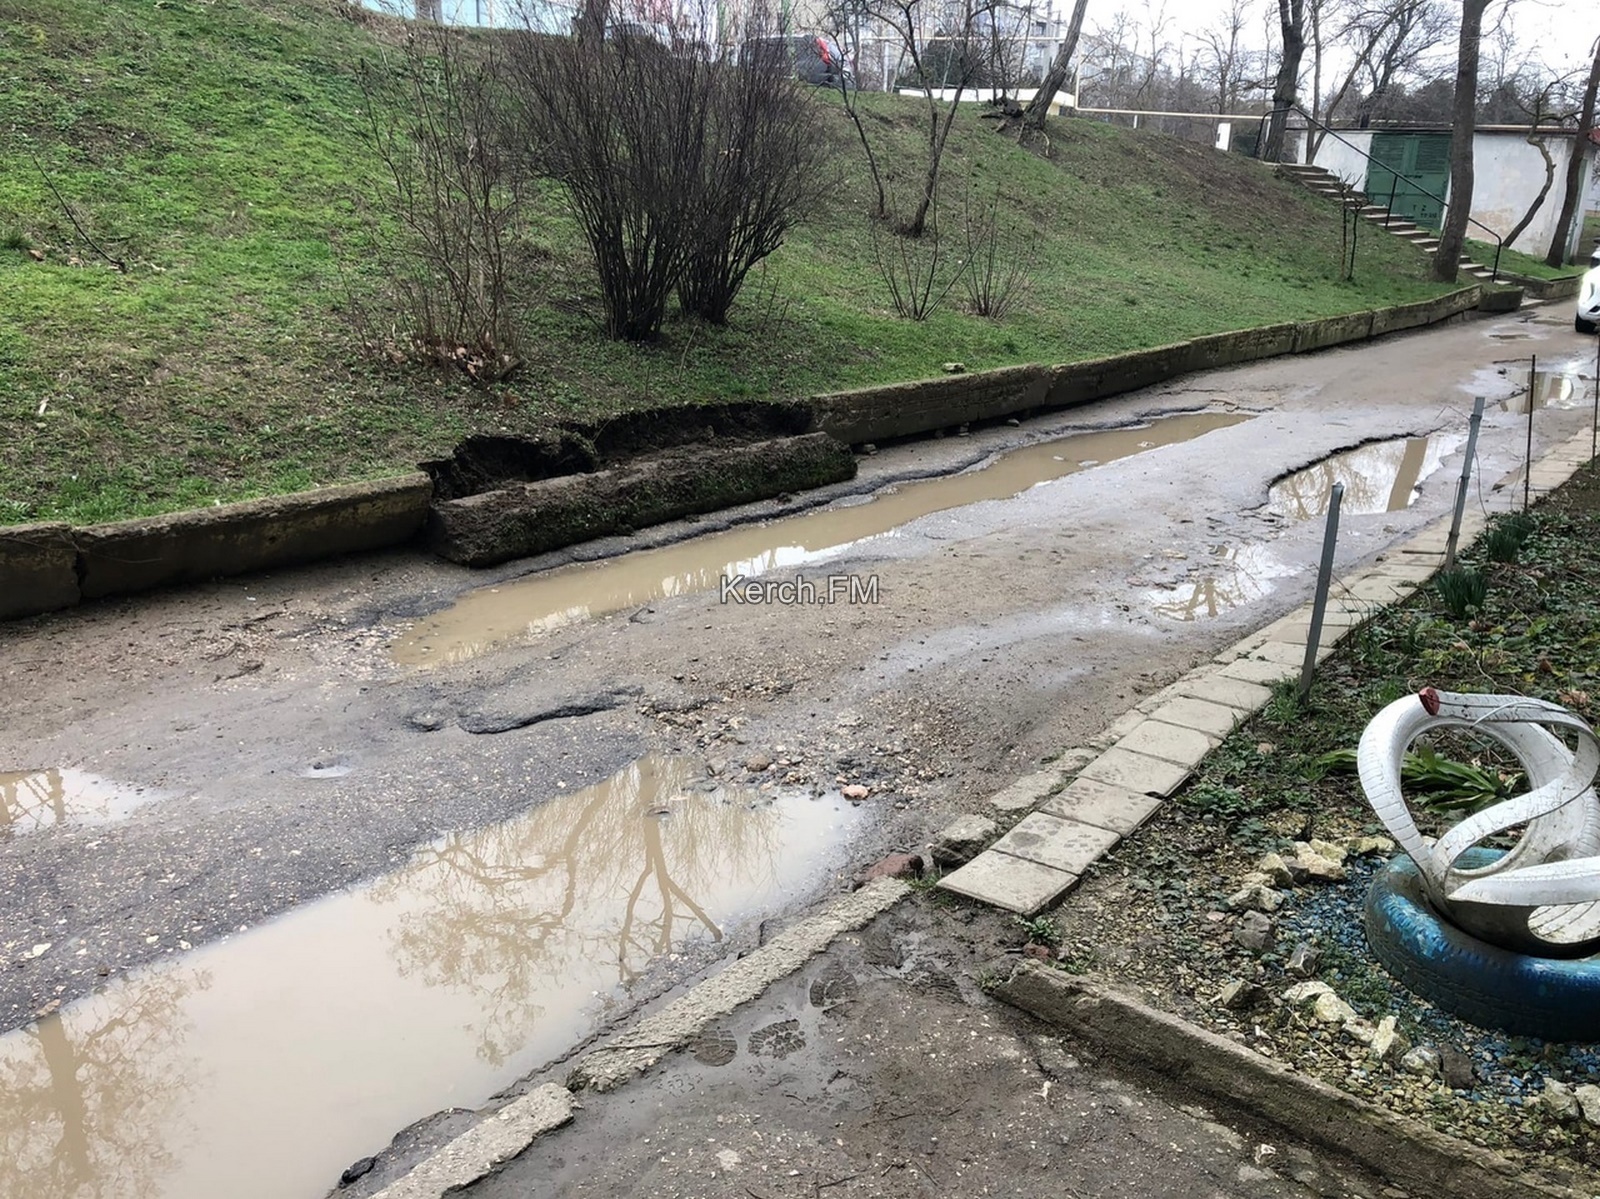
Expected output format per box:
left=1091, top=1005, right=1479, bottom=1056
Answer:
left=990, top=812, right=1121, bottom=875
left=1078, top=746, right=1193, bottom=797
left=1145, top=696, right=1244, bottom=740
left=988, top=769, right=1064, bottom=813
left=1041, top=776, right=1164, bottom=835
left=1114, top=719, right=1218, bottom=767
left=937, top=850, right=1078, bottom=915
left=1169, top=671, right=1274, bottom=713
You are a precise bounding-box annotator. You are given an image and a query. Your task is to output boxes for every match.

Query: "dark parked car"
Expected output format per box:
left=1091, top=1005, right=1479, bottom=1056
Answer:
left=739, top=34, right=852, bottom=89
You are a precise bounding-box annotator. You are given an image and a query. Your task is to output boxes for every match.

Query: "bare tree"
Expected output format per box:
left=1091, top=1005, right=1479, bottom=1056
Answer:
left=506, top=27, right=711, bottom=340
left=1263, top=0, right=1306, bottom=162
left=1021, top=0, right=1089, bottom=131
left=1433, top=0, right=1493, bottom=282
left=1196, top=0, right=1254, bottom=115
left=357, top=22, right=528, bottom=381
left=1545, top=33, right=1600, bottom=267
left=677, top=29, right=831, bottom=324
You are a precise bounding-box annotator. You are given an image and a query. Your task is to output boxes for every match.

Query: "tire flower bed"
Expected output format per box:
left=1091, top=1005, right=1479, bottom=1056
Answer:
left=1049, top=465, right=1600, bottom=1187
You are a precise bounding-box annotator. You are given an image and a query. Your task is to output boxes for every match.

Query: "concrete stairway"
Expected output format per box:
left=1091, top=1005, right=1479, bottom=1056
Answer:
left=1275, top=162, right=1498, bottom=283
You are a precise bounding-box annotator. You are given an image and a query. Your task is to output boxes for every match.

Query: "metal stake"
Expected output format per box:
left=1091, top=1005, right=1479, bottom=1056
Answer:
left=1525, top=353, right=1536, bottom=511
left=1445, top=395, right=1486, bottom=570
left=1593, top=336, right=1599, bottom=461
left=1299, top=481, right=1344, bottom=701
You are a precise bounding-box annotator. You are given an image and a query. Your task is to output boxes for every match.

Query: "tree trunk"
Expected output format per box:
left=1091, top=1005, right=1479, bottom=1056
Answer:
left=1432, top=0, right=1490, bottom=283
left=1020, top=0, right=1090, bottom=133
left=1263, top=0, right=1305, bottom=163
left=1545, top=35, right=1600, bottom=267
left=1503, top=136, right=1554, bottom=251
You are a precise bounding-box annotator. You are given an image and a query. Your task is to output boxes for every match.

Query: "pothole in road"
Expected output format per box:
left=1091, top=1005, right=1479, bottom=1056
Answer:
left=1, top=768, right=162, bottom=838
left=1144, top=543, right=1299, bottom=622
left=0, top=756, right=862, bottom=1199
left=1266, top=434, right=1464, bottom=520
left=393, top=411, right=1252, bottom=665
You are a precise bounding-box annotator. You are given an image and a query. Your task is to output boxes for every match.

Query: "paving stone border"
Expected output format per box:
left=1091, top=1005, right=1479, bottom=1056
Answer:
left=939, top=426, right=1594, bottom=916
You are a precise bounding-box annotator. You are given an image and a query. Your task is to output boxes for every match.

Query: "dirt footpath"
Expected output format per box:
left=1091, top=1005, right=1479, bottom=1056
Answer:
left=456, top=901, right=1397, bottom=1199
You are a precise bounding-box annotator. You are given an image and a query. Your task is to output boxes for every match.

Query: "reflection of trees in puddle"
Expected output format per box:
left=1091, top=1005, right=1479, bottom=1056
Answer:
left=1268, top=436, right=1463, bottom=520
left=1147, top=544, right=1299, bottom=622
left=371, top=757, right=785, bottom=1067
left=0, top=770, right=155, bottom=839
left=0, top=968, right=208, bottom=1199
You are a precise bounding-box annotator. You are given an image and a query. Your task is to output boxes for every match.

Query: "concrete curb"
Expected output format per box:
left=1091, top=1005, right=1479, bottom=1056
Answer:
left=368, top=1084, right=574, bottom=1199
left=815, top=287, right=1482, bottom=447
left=994, top=964, right=1589, bottom=1199
left=939, top=425, right=1594, bottom=915
left=356, top=877, right=911, bottom=1199
left=567, top=877, right=911, bottom=1092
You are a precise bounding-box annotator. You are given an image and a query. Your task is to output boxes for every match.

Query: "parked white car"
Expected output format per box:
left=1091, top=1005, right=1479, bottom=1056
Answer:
left=1578, top=245, right=1600, bottom=335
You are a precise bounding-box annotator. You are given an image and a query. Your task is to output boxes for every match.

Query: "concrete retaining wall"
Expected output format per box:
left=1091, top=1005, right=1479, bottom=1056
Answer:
left=426, top=433, right=858, bottom=568
left=1, top=475, right=433, bottom=620
left=1499, top=271, right=1582, bottom=301
left=815, top=288, right=1481, bottom=447
left=0, top=286, right=1482, bottom=621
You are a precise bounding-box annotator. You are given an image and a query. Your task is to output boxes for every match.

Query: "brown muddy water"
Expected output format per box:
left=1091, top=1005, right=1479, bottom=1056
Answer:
left=1267, top=434, right=1464, bottom=520
left=1144, top=542, right=1299, bottom=622
left=0, top=757, right=862, bottom=1199
left=394, top=412, right=1251, bottom=665
left=1, top=769, right=162, bottom=839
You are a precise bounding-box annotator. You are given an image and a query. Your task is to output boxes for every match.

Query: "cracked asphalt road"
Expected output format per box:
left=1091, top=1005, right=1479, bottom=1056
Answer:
left=0, top=304, right=1594, bottom=1196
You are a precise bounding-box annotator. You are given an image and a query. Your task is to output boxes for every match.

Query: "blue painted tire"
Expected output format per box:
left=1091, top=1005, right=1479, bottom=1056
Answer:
left=1363, top=852, right=1600, bottom=1043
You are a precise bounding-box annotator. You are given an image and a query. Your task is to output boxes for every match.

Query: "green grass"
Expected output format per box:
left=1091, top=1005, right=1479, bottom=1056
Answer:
left=0, top=0, right=1457, bottom=526
left=1468, top=237, right=1583, bottom=281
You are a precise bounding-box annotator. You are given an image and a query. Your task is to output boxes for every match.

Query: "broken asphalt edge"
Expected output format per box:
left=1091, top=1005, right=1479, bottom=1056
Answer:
left=994, top=963, right=1590, bottom=1199
left=364, top=877, right=912, bottom=1199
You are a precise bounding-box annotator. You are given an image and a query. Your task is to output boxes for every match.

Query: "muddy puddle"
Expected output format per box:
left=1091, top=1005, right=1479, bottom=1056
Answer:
left=0, top=757, right=861, bottom=1199
left=1144, top=543, right=1299, bottom=621
left=394, top=411, right=1251, bottom=665
left=1501, top=370, right=1586, bottom=414
left=1267, top=434, right=1464, bottom=520
left=1, top=768, right=161, bottom=839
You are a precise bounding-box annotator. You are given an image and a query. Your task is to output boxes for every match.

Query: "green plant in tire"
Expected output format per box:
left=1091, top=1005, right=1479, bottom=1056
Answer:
left=1435, top=566, right=1487, bottom=619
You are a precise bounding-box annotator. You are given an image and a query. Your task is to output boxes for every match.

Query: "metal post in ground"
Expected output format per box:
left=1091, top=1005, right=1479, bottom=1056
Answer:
left=1445, top=395, right=1487, bottom=570
left=1525, top=354, right=1536, bottom=511
left=1593, top=337, right=1599, bottom=461
left=1299, top=481, right=1344, bottom=702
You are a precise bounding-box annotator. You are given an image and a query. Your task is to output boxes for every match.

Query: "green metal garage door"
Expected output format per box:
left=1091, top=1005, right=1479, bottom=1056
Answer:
left=1365, top=132, right=1451, bottom=229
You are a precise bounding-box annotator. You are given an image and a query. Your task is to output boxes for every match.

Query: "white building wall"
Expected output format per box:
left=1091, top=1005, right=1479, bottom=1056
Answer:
left=1308, top=130, right=1373, bottom=190
left=1468, top=134, right=1587, bottom=257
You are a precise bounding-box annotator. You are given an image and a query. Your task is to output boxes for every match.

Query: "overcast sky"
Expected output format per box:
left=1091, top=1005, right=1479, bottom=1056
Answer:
left=1088, top=0, right=1600, bottom=75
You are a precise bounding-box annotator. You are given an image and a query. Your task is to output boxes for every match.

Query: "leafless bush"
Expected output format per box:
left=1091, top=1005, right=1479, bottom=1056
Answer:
left=961, top=189, right=1034, bottom=318
left=676, top=18, right=832, bottom=324
left=506, top=29, right=712, bottom=342
left=869, top=192, right=966, bottom=320
left=357, top=23, right=527, bottom=382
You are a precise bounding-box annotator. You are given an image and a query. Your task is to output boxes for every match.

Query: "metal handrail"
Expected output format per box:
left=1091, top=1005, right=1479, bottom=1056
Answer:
left=1257, top=103, right=1503, bottom=282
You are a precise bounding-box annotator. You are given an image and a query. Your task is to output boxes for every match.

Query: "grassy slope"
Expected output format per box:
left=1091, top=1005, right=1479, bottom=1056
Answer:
left=0, top=0, right=1454, bottom=526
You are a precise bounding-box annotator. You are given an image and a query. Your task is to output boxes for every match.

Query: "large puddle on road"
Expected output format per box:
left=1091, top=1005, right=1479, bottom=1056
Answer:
left=394, top=411, right=1251, bottom=665
left=1, top=768, right=162, bottom=839
left=1500, top=370, right=1587, bottom=414
left=1144, top=542, right=1300, bottom=621
left=1267, top=434, right=1464, bottom=520
left=0, top=757, right=861, bottom=1199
